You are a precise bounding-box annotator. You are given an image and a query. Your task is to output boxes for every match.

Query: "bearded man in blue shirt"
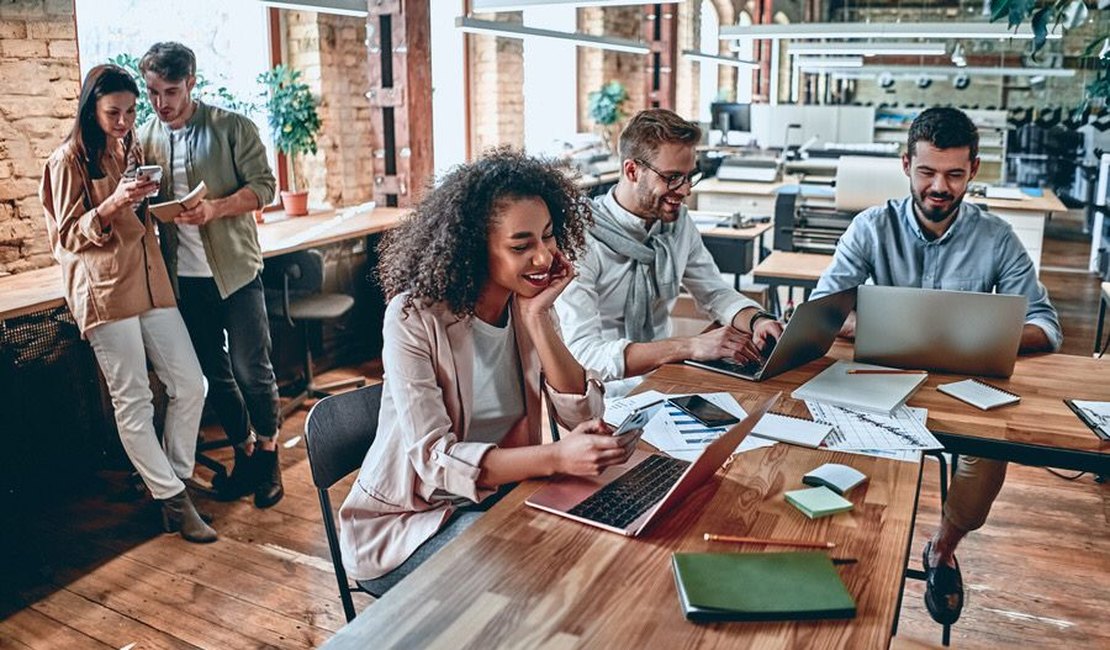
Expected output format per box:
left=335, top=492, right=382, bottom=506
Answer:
left=811, top=106, right=1061, bottom=626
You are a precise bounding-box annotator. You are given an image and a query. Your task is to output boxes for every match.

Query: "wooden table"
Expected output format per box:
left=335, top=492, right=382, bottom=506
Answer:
left=751, top=251, right=832, bottom=315
left=696, top=220, right=774, bottom=290
left=0, top=206, right=406, bottom=321
left=322, top=367, right=923, bottom=650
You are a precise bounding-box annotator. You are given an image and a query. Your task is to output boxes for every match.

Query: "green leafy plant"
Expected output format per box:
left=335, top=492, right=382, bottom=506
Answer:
left=258, top=64, right=321, bottom=191
left=108, top=53, right=259, bottom=125
left=587, top=81, right=629, bottom=126
left=988, top=0, right=1108, bottom=104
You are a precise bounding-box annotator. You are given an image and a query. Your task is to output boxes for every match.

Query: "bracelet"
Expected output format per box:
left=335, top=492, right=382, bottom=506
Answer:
left=747, top=309, right=775, bottom=332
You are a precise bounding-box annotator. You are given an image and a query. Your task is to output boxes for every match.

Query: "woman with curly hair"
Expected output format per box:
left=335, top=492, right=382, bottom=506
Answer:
left=337, top=150, right=639, bottom=595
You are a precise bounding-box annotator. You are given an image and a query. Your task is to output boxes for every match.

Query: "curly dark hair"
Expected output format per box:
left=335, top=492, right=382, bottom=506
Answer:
left=376, top=148, right=593, bottom=318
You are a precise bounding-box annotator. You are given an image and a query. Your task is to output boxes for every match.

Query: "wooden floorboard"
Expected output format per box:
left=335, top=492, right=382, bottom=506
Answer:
left=1, top=225, right=1107, bottom=649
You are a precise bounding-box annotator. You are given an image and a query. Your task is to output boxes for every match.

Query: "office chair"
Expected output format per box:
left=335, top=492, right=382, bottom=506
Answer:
left=303, top=383, right=383, bottom=621
left=264, top=250, right=365, bottom=417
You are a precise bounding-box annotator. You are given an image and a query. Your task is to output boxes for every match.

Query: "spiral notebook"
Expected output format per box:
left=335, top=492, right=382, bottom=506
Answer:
left=937, top=379, right=1020, bottom=410
left=751, top=412, right=834, bottom=448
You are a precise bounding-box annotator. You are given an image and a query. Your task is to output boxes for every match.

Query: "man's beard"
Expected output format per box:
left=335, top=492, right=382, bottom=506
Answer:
left=634, top=185, right=681, bottom=223
left=912, top=187, right=963, bottom=223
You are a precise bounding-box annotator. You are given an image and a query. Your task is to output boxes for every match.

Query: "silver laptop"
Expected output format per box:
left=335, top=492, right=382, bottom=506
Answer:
left=526, top=393, right=779, bottom=536
left=855, top=285, right=1027, bottom=378
left=684, top=288, right=856, bottom=381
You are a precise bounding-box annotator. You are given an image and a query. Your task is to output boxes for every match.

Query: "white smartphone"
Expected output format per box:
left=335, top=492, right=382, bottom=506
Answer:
left=612, top=400, right=662, bottom=436
left=137, top=165, right=162, bottom=196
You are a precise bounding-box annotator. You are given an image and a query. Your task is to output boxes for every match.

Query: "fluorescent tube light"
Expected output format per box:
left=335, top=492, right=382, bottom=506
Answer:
left=828, top=65, right=1076, bottom=78
left=721, top=22, right=1060, bottom=41
left=474, top=0, right=679, bottom=10
left=681, top=50, right=758, bottom=68
left=788, top=41, right=948, bottom=57
left=795, top=56, right=865, bottom=69
left=259, top=0, right=367, bottom=17
left=456, top=17, right=650, bottom=54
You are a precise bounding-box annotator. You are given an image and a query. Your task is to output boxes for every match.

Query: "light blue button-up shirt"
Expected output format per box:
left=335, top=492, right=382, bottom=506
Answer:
left=811, top=196, right=1062, bottom=351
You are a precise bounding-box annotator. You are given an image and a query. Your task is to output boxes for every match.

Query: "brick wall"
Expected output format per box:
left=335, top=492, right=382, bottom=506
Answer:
left=0, top=0, right=79, bottom=274
left=577, top=7, right=645, bottom=137
left=469, top=12, right=524, bottom=154
left=283, top=10, right=375, bottom=208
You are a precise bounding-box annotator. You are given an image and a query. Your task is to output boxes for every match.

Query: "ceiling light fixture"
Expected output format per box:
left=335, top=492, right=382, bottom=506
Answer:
left=828, top=65, right=1076, bottom=78
left=259, top=0, right=367, bottom=17
left=720, top=22, right=1060, bottom=41
left=788, top=41, right=948, bottom=57
left=681, top=50, right=758, bottom=68
left=473, top=0, right=680, bottom=10
left=455, top=16, right=650, bottom=54
left=795, top=56, right=866, bottom=69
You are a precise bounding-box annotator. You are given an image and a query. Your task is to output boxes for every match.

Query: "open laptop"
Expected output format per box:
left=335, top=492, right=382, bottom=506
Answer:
left=855, top=285, right=1027, bottom=378
left=684, top=287, right=856, bottom=381
left=526, top=393, right=779, bottom=536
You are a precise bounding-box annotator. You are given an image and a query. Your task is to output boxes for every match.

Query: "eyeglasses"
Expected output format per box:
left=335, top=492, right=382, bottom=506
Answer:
left=635, top=159, right=703, bottom=191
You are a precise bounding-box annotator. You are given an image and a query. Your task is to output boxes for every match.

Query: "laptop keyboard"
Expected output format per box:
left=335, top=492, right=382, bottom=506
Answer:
left=567, top=454, right=691, bottom=529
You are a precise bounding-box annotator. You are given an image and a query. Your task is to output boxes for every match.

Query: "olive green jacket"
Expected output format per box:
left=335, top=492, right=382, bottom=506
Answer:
left=138, top=101, right=276, bottom=299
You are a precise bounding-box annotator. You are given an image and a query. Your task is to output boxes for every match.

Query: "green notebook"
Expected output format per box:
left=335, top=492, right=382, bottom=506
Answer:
left=671, top=552, right=857, bottom=622
left=785, top=486, right=854, bottom=519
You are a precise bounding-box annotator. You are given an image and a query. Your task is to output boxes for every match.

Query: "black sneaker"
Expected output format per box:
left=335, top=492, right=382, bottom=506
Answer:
left=922, top=540, right=964, bottom=625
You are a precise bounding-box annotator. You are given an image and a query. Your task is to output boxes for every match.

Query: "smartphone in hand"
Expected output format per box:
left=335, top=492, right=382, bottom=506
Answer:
left=667, top=395, right=739, bottom=428
left=612, top=400, right=662, bottom=436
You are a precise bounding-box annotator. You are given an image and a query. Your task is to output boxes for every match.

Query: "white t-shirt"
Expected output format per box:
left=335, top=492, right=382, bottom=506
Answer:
left=468, top=313, right=525, bottom=443
left=170, top=127, right=213, bottom=278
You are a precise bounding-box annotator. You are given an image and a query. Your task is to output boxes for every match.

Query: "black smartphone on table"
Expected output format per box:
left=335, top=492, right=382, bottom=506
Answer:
left=667, top=395, right=740, bottom=428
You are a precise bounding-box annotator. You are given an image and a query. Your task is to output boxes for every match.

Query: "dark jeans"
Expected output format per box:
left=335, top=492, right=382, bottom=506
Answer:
left=177, top=274, right=280, bottom=442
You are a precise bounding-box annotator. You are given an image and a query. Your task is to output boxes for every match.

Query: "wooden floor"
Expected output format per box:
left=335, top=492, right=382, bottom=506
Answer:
left=1, top=220, right=1107, bottom=649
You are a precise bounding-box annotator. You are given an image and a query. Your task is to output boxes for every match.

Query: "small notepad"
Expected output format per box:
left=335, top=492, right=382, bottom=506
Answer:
left=803, top=463, right=868, bottom=495
left=937, top=379, right=1020, bottom=410
left=752, top=412, right=834, bottom=448
left=785, top=486, right=854, bottom=519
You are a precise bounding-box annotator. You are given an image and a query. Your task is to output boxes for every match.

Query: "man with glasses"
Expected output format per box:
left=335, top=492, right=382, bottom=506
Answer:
left=556, top=109, right=783, bottom=394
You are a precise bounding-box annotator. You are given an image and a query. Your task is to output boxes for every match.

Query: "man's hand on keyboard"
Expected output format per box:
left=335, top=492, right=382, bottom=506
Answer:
left=555, top=419, right=641, bottom=476
left=685, top=325, right=762, bottom=365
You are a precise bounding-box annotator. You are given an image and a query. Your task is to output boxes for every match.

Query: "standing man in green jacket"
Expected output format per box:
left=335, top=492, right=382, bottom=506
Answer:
left=137, top=42, right=283, bottom=508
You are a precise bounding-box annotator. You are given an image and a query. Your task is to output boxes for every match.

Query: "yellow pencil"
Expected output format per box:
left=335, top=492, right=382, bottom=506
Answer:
left=703, top=533, right=836, bottom=549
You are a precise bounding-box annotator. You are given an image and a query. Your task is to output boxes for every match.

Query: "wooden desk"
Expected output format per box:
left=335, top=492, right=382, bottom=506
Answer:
left=692, top=176, right=790, bottom=216
left=696, top=220, right=774, bottom=290
left=751, top=251, right=832, bottom=314
left=0, top=206, right=406, bottom=322
left=323, top=369, right=922, bottom=650
left=975, top=189, right=1067, bottom=275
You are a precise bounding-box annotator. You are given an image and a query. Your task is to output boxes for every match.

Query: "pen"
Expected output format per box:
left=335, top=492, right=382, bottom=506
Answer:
left=846, top=369, right=927, bottom=375
left=703, top=533, right=836, bottom=549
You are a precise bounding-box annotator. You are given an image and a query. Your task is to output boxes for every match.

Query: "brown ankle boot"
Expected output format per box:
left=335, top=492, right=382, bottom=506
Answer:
left=253, top=448, right=284, bottom=508
left=161, top=489, right=218, bottom=543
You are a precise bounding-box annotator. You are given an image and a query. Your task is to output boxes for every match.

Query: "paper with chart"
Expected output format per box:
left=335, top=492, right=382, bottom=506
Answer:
left=806, top=401, right=941, bottom=451
left=604, top=391, right=776, bottom=462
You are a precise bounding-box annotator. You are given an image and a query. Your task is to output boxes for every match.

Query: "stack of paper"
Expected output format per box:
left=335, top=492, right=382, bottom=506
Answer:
left=785, top=486, right=854, bottom=519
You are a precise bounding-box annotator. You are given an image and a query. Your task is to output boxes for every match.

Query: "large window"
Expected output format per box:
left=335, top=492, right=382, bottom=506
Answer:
left=74, top=0, right=272, bottom=153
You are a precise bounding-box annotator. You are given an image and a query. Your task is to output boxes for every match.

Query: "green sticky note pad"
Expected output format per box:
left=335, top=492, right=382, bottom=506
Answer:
left=785, top=486, right=854, bottom=519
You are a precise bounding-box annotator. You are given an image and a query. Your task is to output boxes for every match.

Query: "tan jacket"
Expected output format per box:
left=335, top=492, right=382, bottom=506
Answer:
left=338, top=294, right=605, bottom=581
left=40, top=143, right=176, bottom=334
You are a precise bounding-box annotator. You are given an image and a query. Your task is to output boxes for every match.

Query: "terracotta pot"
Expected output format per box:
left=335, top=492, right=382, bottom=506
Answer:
left=280, top=190, right=309, bottom=216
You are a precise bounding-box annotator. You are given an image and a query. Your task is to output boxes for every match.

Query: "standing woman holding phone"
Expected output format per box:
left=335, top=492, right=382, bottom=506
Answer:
left=40, top=64, right=213, bottom=542
left=338, top=150, right=640, bottom=594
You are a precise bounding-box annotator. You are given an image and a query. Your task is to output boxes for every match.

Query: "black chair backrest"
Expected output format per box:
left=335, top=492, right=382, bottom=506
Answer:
left=304, top=383, right=383, bottom=490
left=263, top=249, right=326, bottom=294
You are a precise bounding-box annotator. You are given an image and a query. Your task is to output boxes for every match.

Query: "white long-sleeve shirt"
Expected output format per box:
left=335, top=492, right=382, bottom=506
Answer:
left=555, top=190, right=759, bottom=381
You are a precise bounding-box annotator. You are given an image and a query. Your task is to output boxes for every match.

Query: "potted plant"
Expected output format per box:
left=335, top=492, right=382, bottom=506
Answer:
left=587, top=81, right=629, bottom=156
left=259, top=64, right=321, bottom=216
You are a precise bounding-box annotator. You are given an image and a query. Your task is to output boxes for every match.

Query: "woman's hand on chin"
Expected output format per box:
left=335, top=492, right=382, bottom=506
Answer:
left=517, top=248, right=575, bottom=321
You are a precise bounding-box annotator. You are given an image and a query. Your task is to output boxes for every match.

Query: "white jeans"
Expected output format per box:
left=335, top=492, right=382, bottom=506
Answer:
left=86, top=307, right=205, bottom=500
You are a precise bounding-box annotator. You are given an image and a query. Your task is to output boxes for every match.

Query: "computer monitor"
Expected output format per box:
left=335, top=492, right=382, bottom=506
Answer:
left=710, top=102, right=751, bottom=133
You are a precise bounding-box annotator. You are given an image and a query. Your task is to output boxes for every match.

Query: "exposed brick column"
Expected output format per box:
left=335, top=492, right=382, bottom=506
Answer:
left=0, top=0, right=79, bottom=274
left=643, top=2, right=676, bottom=110
left=468, top=12, right=524, bottom=154
left=577, top=7, right=646, bottom=133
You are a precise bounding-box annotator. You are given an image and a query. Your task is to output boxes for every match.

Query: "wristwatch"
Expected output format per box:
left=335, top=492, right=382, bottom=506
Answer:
left=747, top=310, right=776, bottom=332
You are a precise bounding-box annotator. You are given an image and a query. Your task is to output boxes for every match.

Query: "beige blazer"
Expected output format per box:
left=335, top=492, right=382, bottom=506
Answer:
left=40, top=143, right=176, bottom=335
left=338, top=293, right=604, bottom=581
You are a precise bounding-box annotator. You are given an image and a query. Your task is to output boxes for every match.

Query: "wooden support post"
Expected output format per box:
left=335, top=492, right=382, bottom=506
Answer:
left=366, top=0, right=433, bottom=208
left=643, top=3, right=676, bottom=110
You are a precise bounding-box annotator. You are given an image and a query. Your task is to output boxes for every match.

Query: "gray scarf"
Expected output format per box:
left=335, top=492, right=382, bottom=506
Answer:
left=590, top=195, right=680, bottom=342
